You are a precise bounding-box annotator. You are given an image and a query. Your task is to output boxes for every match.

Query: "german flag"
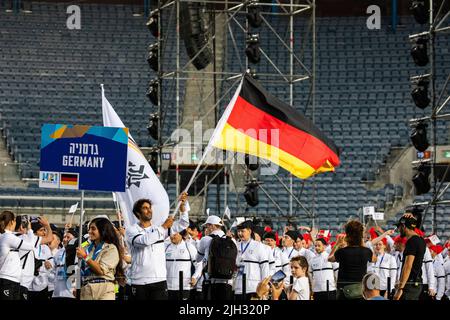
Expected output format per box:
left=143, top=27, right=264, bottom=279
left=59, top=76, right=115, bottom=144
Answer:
left=60, top=173, right=79, bottom=186
left=210, top=74, right=340, bottom=179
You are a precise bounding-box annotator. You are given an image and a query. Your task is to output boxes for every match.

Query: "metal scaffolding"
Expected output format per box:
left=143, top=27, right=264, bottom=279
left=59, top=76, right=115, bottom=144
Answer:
left=149, top=0, right=317, bottom=221
left=409, top=0, right=450, bottom=233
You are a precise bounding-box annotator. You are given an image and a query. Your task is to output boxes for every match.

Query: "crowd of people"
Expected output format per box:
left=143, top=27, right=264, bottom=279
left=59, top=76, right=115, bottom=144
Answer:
left=1, top=193, right=449, bottom=301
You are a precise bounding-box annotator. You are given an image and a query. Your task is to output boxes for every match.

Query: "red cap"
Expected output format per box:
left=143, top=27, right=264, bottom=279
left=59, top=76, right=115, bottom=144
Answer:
left=264, top=226, right=272, bottom=233
left=414, top=228, right=425, bottom=237
left=393, top=235, right=407, bottom=245
left=430, top=245, right=444, bottom=255
left=368, top=227, right=379, bottom=240
left=302, top=233, right=312, bottom=242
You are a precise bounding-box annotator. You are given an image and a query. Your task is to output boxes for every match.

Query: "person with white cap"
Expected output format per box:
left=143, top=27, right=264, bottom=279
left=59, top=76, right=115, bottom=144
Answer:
left=196, top=215, right=237, bottom=300
left=126, top=192, right=189, bottom=300
left=234, top=220, right=270, bottom=300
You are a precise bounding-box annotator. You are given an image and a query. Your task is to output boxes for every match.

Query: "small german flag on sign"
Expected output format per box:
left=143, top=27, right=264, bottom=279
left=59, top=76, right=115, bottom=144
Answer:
left=209, top=74, right=340, bottom=179
left=60, top=173, right=79, bottom=189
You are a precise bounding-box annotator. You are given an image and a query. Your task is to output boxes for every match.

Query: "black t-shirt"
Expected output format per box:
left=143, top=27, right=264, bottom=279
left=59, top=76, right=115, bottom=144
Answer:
left=334, top=246, right=373, bottom=285
left=402, top=235, right=426, bottom=282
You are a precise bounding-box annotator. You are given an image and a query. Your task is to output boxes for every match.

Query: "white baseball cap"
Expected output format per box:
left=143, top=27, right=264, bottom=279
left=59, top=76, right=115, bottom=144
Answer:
left=202, top=215, right=223, bottom=226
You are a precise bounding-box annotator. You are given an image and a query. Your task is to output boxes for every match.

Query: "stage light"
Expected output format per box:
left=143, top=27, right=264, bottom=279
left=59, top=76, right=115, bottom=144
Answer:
left=149, top=147, right=159, bottom=173
left=147, top=113, right=159, bottom=140
left=146, top=79, right=159, bottom=105
left=411, top=78, right=430, bottom=109
left=245, top=154, right=259, bottom=171
left=410, top=122, right=429, bottom=152
left=412, top=164, right=431, bottom=195
left=244, top=179, right=259, bottom=207
left=410, top=36, right=428, bottom=66
left=146, top=10, right=159, bottom=37
left=246, top=2, right=262, bottom=28
left=410, top=0, right=428, bottom=25
left=245, top=34, right=261, bottom=64
left=147, top=42, right=158, bottom=71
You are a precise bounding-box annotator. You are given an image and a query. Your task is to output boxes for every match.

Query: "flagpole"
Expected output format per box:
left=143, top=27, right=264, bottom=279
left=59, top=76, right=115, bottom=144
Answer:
left=170, top=74, right=244, bottom=217
left=76, top=190, right=85, bottom=298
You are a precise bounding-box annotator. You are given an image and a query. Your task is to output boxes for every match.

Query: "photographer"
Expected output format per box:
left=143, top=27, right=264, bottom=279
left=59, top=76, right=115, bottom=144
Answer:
left=28, top=216, right=53, bottom=300
left=0, top=211, right=35, bottom=300
left=14, top=215, right=53, bottom=300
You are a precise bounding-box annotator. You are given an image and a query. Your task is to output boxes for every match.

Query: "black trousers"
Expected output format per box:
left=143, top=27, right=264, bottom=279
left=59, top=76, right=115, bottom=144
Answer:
left=313, top=290, right=337, bottom=300
left=130, top=281, right=168, bottom=300
left=168, top=289, right=190, bottom=300
left=234, top=293, right=255, bottom=300
left=419, top=284, right=433, bottom=301
left=202, top=282, right=234, bottom=300
left=0, top=279, right=20, bottom=300
left=117, top=284, right=132, bottom=301
left=19, top=286, right=28, bottom=301
left=402, top=283, right=423, bottom=301
left=190, top=289, right=202, bottom=301
left=28, top=287, right=49, bottom=301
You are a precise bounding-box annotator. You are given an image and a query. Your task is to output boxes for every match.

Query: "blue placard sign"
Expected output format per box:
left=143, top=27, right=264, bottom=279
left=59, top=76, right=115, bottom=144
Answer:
left=39, top=124, right=128, bottom=192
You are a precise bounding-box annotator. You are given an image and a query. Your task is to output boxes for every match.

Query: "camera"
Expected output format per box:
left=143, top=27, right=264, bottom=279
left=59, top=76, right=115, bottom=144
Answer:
left=21, top=215, right=29, bottom=228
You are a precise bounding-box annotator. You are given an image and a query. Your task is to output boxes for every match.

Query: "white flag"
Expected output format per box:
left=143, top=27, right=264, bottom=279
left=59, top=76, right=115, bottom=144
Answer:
left=102, top=86, right=170, bottom=228
left=223, top=206, right=231, bottom=220
left=68, top=202, right=79, bottom=214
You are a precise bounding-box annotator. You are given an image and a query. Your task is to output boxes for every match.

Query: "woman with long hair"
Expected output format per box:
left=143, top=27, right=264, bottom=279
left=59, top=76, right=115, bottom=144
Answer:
left=328, top=220, right=376, bottom=300
left=76, top=217, right=125, bottom=300
left=0, top=210, right=35, bottom=300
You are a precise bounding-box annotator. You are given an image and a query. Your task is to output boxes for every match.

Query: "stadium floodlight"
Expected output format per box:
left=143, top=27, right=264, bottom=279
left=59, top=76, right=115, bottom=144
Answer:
left=146, top=10, right=159, bottom=37
left=411, top=78, right=430, bottom=109
left=147, top=42, right=159, bottom=71
left=146, top=79, right=159, bottom=105
left=412, top=164, right=431, bottom=195
left=147, top=113, right=159, bottom=140
left=410, top=36, right=429, bottom=66
left=410, top=0, right=429, bottom=25
left=245, top=154, right=259, bottom=171
left=244, top=179, right=259, bottom=207
left=410, top=122, right=429, bottom=152
left=246, top=1, right=262, bottom=28
left=245, top=34, right=261, bottom=64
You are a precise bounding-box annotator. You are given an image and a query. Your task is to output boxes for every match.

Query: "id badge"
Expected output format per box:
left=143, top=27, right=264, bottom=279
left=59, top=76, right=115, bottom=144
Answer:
left=238, top=265, right=245, bottom=276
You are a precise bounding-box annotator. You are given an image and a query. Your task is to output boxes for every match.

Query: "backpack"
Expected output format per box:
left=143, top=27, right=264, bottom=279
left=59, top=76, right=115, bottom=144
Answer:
left=207, top=234, right=237, bottom=279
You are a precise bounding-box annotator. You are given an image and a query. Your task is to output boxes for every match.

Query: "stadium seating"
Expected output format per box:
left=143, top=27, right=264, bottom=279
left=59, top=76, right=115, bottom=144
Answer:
left=0, top=3, right=449, bottom=237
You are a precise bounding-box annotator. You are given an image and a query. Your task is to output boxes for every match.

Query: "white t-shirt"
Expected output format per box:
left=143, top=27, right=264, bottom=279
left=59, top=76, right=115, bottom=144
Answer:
left=292, top=276, right=310, bottom=300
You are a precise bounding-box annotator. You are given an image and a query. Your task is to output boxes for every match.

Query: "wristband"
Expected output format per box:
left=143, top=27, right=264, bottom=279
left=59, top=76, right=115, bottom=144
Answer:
left=84, top=255, right=91, bottom=262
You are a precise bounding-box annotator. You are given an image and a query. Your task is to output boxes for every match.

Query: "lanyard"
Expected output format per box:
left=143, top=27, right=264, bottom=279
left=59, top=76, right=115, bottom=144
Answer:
left=288, top=248, right=295, bottom=258
left=87, top=241, right=104, bottom=260
left=240, top=240, right=251, bottom=256
left=377, top=253, right=385, bottom=268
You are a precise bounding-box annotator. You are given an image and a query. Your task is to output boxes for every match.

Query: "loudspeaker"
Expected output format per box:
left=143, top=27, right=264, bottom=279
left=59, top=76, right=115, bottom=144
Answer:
left=180, top=1, right=212, bottom=70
